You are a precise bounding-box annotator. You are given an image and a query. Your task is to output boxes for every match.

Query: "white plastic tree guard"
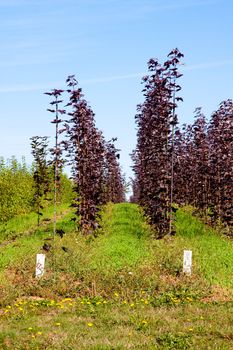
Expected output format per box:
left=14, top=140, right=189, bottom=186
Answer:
left=183, top=250, right=192, bottom=275
left=35, top=254, right=45, bottom=278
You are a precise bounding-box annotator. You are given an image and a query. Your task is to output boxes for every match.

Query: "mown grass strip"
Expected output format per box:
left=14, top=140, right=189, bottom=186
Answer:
left=89, top=203, right=150, bottom=271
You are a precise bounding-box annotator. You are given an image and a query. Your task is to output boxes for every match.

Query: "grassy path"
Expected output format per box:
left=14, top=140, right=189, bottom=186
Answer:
left=89, top=203, right=150, bottom=270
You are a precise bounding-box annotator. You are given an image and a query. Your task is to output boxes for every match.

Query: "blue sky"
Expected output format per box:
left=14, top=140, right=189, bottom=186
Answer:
left=0, top=0, right=232, bottom=181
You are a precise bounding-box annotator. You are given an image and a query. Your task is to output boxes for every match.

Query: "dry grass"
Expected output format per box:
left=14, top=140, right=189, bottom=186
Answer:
left=1, top=296, right=233, bottom=349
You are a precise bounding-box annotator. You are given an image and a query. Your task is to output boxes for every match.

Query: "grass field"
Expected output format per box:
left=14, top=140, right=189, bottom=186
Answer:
left=0, top=203, right=233, bottom=349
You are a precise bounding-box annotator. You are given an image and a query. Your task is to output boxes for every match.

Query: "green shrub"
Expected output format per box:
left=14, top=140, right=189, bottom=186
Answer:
left=0, top=157, right=73, bottom=222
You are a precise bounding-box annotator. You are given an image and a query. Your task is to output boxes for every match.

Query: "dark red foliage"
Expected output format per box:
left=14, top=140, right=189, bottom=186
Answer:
left=208, top=100, right=233, bottom=227
left=65, top=76, right=125, bottom=234
left=104, top=139, right=125, bottom=204
left=173, top=108, right=209, bottom=210
left=173, top=101, right=233, bottom=231
left=132, top=49, right=183, bottom=237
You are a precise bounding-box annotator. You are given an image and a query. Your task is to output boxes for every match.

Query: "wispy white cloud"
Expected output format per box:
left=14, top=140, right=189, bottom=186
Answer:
left=0, top=82, right=63, bottom=93
left=144, top=0, right=220, bottom=12
left=0, top=59, right=232, bottom=93
left=0, top=0, right=28, bottom=5
left=108, top=0, right=221, bottom=21
left=81, top=73, right=145, bottom=85
left=0, top=74, right=143, bottom=93
left=1, top=41, right=43, bottom=50
left=82, top=59, right=233, bottom=83
left=0, top=0, right=221, bottom=28
left=0, top=15, right=62, bottom=28
left=0, top=42, right=81, bottom=67
left=183, top=59, right=233, bottom=71
left=0, top=18, right=34, bottom=27
left=0, top=0, right=73, bottom=6
left=0, top=58, right=56, bottom=68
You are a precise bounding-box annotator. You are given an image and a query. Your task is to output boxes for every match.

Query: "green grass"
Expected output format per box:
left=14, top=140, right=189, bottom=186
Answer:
left=0, top=203, right=72, bottom=243
left=0, top=204, right=76, bottom=271
left=1, top=202, right=233, bottom=349
left=1, top=296, right=233, bottom=349
left=89, top=203, right=150, bottom=270
left=176, top=207, right=233, bottom=288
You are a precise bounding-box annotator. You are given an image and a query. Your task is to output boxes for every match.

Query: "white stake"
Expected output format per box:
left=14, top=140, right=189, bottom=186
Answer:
left=35, top=254, right=45, bottom=278
left=183, top=250, right=192, bottom=275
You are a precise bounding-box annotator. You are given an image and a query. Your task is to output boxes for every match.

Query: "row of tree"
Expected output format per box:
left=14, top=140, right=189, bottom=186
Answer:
left=131, top=49, right=183, bottom=236
left=131, top=49, right=233, bottom=236
left=0, top=76, right=125, bottom=232
left=42, top=76, right=125, bottom=234
left=173, top=100, right=233, bottom=229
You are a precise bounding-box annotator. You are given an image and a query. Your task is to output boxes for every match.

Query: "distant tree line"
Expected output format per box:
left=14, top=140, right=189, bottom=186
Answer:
left=0, top=157, right=72, bottom=222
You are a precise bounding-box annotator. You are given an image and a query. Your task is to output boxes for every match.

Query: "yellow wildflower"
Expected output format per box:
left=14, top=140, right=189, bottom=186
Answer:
left=186, top=297, right=193, bottom=302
